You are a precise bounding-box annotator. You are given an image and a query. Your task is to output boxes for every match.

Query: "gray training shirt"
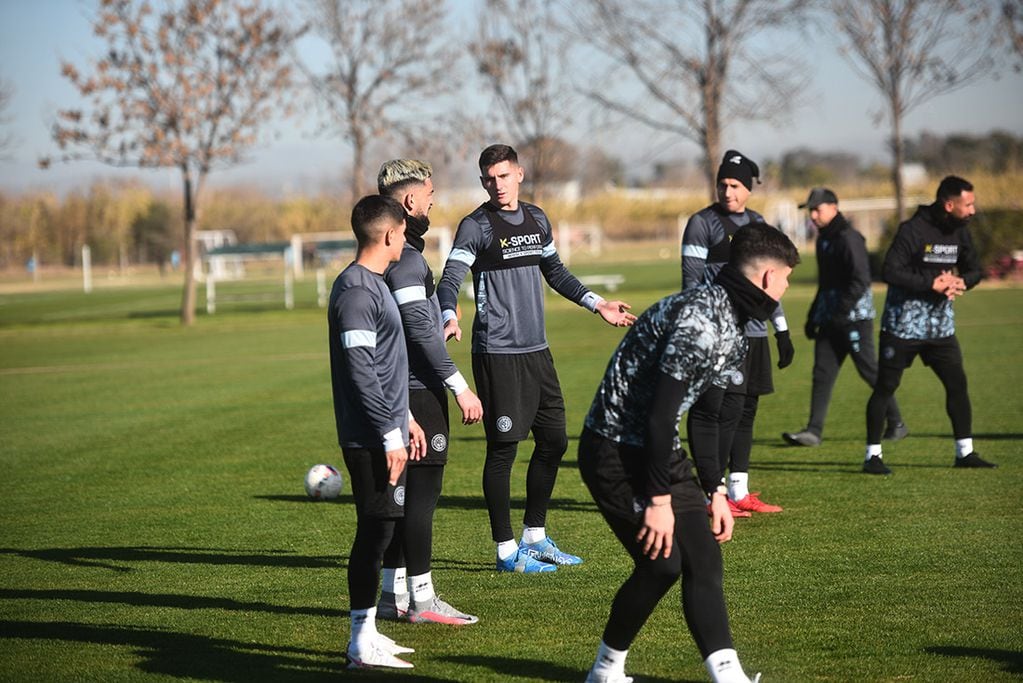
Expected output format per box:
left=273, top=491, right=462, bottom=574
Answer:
left=328, top=262, right=409, bottom=452
left=436, top=202, right=602, bottom=354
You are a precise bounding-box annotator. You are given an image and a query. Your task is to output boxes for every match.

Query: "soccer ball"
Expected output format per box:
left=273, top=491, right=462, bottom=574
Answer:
left=304, top=464, right=343, bottom=500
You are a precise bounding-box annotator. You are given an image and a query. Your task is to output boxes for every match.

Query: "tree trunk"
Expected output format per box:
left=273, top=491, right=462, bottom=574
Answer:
left=351, top=130, right=366, bottom=203
left=890, top=99, right=905, bottom=225
left=179, top=169, right=197, bottom=326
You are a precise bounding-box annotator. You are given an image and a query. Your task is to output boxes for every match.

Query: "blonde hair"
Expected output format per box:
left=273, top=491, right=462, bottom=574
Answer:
left=377, top=159, right=433, bottom=196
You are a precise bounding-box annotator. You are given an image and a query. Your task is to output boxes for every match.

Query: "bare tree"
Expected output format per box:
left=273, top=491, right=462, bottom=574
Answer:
left=470, top=0, right=576, bottom=199
left=301, top=0, right=460, bottom=201
left=1004, top=0, right=1023, bottom=69
left=47, top=0, right=300, bottom=325
left=565, top=0, right=809, bottom=200
left=832, top=0, right=996, bottom=221
left=0, top=77, right=15, bottom=159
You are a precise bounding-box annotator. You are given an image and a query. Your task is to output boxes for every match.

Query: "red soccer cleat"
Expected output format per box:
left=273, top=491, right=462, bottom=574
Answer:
left=733, top=492, right=783, bottom=513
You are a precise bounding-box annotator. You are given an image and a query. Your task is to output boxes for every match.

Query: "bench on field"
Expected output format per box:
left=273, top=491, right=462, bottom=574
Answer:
left=578, top=274, right=625, bottom=292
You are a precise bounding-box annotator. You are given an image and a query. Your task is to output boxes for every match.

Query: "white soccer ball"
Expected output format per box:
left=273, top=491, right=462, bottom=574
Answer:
left=304, top=464, right=343, bottom=500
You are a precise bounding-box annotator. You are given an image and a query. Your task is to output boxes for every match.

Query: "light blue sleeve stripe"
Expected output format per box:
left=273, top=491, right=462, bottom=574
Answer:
left=342, top=329, right=377, bottom=349
left=682, top=244, right=708, bottom=259
left=448, top=248, right=476, bottom=266
left=392, top=285, right=427, bottom=306
left=541, top=243, right=556, bottom=258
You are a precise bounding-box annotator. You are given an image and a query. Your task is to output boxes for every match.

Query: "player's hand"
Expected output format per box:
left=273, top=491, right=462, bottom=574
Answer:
left=597, top=300, right=637, bottom=328
left=944, top=275, right=967, bottom=300
left=637, top=496, right=674, bottom=559
left=385, top=447, right=408, bottom=485
left=709, top=492, right=734, bottom=543
left=444, top=318, right=462, bottom=342
left=408, top=418, right=427, bottom=461
left=775, top=330, right=795, bottom=369
left=455, top=388, right=483, bottom=425
left=932, top=271, right=955, bottom=296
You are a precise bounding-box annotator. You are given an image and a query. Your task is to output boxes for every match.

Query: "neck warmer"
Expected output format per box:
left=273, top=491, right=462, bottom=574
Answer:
left=404, top=212, right=430, bottom=252
left=714, top=263, right=778, bottom=324
left=928, top=202, right=968, bottom=233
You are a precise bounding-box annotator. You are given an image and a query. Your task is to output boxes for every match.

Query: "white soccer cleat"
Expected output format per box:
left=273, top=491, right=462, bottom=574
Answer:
left=345, top=640, right=414, bottom=669
left=584, top=669, right=633, bottom=683
left=374, top=632, right=414, bottom=655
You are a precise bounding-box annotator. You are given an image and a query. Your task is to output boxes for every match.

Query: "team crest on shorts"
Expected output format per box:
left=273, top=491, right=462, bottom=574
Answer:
left=496, top=415, right=513, bottom=433
left=393, top=485, right=405, bottom=506
left=883, top=345, right=895, bottom=360
left=430, top=433, right=447, bottom=452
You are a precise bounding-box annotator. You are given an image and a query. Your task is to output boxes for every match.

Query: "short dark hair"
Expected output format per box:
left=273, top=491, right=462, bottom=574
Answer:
left=729, top=224, right=800, bottom=271
left=936, top=175, right=973, bottom=203
left=350, top=194, right=405, bottom=246
left=479, top=144, right=518, bottom=173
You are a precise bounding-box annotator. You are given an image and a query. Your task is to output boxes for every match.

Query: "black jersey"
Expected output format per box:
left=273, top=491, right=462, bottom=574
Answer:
left=809, top=212, right=875, bottom=329
left=328, top=263, right=409, bottom=451
left=436, top=202, right=602, bottom=354
left=880, top=204, right=982, bottom=340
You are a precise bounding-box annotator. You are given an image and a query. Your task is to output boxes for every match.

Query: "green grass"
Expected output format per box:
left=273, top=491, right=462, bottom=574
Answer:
left=1, top=255, right=1021, bottom=682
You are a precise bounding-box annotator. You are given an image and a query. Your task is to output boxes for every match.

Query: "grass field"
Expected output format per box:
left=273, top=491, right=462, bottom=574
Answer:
left=1, top=252, right=1021, bottom=682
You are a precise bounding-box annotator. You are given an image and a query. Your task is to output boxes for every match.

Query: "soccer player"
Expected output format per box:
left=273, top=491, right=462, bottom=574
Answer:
left=328, top=194, right=426, bottom=669
left=862, top=176, right=995, bottom=474
left=782, top=188, right=906, bottom=447
left=580, top=224, right=798, bottom=683
left=375, top=159, right=483, bottom=625
left=436, top=144, right=636, bottom=573
left=681, top=150, right=791, bottom=515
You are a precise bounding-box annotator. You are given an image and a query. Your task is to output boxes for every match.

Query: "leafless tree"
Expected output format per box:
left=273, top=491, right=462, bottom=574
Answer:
left=1004, top=1, right=1023, bottom=69
left=47, top=0, right=301, bottom=325
left=0, top=78, right=15, bottom=159
left=832, top=0, right=996, bottom=221
left=470, top=0, right=576, bottom=199
left=301, top=0, right=461, bottom=201
left=564, top=0, right=810, bottom=200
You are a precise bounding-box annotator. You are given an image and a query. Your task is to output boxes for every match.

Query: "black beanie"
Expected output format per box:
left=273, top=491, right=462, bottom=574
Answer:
left=716, top=150, right=760, bottom=191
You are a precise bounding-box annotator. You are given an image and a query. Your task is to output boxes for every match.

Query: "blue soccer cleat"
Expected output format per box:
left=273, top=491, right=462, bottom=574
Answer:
left=518, top=536, right=583, bottom=566
left=496, top=549, right=557, bottom=573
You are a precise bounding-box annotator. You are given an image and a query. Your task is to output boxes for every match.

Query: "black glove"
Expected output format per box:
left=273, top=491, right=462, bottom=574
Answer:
left=804, top=318, right=817, bottom=340
left=775, top=330, right=794, bottom=369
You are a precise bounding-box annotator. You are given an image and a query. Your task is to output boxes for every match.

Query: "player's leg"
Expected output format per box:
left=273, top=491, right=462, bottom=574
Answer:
left=519, top=349, right=581, bottom=566
left=800, top=332, right=843, bottom=443
left=850, top=321, right=906, bottom=440
left=924, top=338, right=995, bottom=468
left=342, top=447, right=412, bottom=668
left=864, top=334, right=909, bottom=474
left=376, top=525, right=407, bottom=621
left=729, top=339, right=780, bottom=513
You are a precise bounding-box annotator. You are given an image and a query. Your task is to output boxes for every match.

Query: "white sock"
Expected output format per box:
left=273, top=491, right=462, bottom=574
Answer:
left=728, top=472, right=749, bottom=501
left=350, top=606, right=378, bottom=651
left=705, top=648, right=751, bottom=683
left=522, top=526, right=546, bottom=544
left=590, top=640, right=628, bottom=677
left=497, top=539, right=518, bottom=560
left=381, top=567, right=407, bottom=596
left=956, top=438, right=974, bottom=458
left=865, top=444, right=883, bottom=460
left=410, top=571, right=434, bottom=604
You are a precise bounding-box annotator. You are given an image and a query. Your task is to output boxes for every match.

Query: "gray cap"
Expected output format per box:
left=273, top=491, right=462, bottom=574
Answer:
left=799, top=187, right=838, bottom=209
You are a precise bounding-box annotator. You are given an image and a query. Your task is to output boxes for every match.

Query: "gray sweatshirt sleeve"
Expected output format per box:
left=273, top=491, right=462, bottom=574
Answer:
left=681, top=212, right=713, bottom=290
left=437, top=216, right=482, bottom=323
left=531, top=208, right=602, bottom=311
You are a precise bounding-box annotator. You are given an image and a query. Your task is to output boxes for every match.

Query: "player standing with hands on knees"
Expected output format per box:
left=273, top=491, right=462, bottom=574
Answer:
left=437, top=144, right=636, bottom=574
left=579, top=224, right=799, bottom=683
left=327, top=195, right=427, bottom=669
left=862, top=176, right=994, bottom=474
left=374, top=159, right=484, bottom=626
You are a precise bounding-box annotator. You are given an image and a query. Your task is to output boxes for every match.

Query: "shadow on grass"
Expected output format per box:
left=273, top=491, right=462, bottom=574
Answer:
left=903, top=432, right=1023, bottom=441
left=0, top=546, right=341, bottom=572
left=440, top=655, right=692, bottom=682
left=256, top=494, right=598, bottom=513
left=0, top=588, right=343, bottom=618
left=924, top=645, right=1023, bottom=675
left=0, top=619, right=448, bottom=682
left=750, top=460, right=946, bottom=473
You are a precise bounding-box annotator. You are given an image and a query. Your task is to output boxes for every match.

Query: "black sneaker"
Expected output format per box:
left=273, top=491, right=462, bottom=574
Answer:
left=782, top=430, right=821, bottom=447
left=883, top=422, right=909, bottom=441
left=863, top=456, right=892, bottom=475
left=954, top=452, right=996, bottom=468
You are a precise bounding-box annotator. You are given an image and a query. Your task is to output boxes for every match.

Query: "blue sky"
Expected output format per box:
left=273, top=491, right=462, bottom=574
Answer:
left=2, top=0, right=1022, bottom=195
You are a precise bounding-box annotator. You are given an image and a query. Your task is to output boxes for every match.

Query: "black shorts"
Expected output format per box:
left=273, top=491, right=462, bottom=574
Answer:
left=472, top=349, right=565, bottom=442
left=410, top=387, right=449, bottom=466
left=342, top=447, right=406, bottom=519
left=878, top=333, right=962, bottom=371
left=577, top=427, right=706, bottom=526
left=726, top=335, right=774, bottom=396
